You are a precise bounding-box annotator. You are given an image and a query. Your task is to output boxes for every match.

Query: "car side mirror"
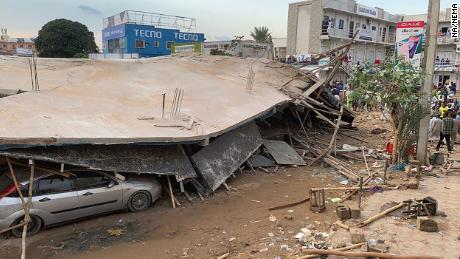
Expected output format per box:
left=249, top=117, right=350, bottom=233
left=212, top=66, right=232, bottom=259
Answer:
left=108, top=181, right=117, bottom=188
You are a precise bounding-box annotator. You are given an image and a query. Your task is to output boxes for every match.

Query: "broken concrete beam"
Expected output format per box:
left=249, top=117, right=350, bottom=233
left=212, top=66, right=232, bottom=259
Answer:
left=336, top=205, right=351, bottom=220
left=350, top=227, right=365, bottom=244
left=349, top=204, right=361, bottom=219
left=417, top=217, right=439, bottom=232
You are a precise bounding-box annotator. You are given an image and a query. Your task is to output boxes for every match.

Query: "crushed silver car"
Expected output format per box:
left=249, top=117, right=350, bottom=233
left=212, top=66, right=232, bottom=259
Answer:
left=0, top=168, right=162, bottom=237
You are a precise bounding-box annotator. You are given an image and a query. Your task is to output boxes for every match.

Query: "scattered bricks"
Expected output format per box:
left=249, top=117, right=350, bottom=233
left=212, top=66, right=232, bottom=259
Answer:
left=349, top=204, right=361, bottom=219
left=417, top=217, right=439, bottom=232
left=350, top=227, right=365, bottom=244
left=336, top=205, right=351, bottom=220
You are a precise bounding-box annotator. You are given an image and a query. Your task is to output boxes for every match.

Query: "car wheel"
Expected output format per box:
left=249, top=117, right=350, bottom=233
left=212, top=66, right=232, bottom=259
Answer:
left=11, top=215, right=42, bottom=238
left=128, top=191, right=152, bottom=212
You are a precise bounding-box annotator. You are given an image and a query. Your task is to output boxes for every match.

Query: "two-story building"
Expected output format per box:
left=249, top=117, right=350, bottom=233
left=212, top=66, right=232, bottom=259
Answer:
left=102, top=10, right=205, bottom=58
left=287, top=0, right=400, bottom=65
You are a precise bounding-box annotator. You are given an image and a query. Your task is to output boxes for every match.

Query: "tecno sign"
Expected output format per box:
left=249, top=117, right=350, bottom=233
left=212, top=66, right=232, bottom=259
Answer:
left=174, top=33, right=199, bottom=41
left=135, top=29, right=162, bottom=38
left=397, top=21, right=424, bottom=28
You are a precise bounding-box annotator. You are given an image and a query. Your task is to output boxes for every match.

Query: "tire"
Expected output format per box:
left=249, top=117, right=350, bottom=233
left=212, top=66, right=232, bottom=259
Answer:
left=11, top=215, right=42, bottom=238
left=127, top=191, right=152, bottom=212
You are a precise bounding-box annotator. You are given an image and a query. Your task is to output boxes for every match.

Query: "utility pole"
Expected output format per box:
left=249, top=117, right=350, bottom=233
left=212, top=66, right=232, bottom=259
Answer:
left=417, top=0, right=440, bottom=164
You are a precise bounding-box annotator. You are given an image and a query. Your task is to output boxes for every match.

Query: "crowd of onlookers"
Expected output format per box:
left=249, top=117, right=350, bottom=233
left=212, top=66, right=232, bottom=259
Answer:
left=429, top=81, right=460, bottom=153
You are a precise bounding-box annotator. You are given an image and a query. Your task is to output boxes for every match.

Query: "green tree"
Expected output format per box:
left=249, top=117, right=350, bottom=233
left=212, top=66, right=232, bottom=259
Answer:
left=250, top=26, right=272, bottom=43
left=348, top=61, right=429, bottom=163
left=35, top=19, right=98, bottom=58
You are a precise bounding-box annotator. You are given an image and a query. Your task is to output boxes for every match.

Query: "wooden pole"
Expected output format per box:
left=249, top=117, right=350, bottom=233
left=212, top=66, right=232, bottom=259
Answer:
left=383, top=159, right=389, bottom=185
left=21, top=160, right=35, bottom=259
left=167, top=175, right=176, bottom=208
left=5, top=157, right=27, bottom=209
left=327, top=105, right=344, bottom=156
left=362, top=147, right=371, bottom=176
left=341, top=171, right=379, bottom=202
left=297, top=242, right=365, bottom=259
left=301, top=249, right=440, bottom=259
left=334, top=220, right=350, bottom=230
left=358, top=176, right=363, bottom=208
left=360, top=202, right=405, bottom=227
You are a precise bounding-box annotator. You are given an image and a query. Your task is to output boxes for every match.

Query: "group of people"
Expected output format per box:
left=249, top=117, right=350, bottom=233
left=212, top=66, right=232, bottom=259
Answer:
left=331, top=80, right=346, bottom=101
left=432, top=81, right=457, bottom=105
left=429, top=81, right=460, bottom=152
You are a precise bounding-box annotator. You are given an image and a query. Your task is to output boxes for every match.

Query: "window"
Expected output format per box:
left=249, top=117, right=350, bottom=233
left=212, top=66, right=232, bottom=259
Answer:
left=135, top=39, right=145, bottom=48
left=37, top=176, right=73, bottom=195
left=166, top=41, right=175, bottom=49
left=73, top=171, right=113, bottom=190
left=153, top=41, right=160, bottom=47
left=371, top=26, right=376, bottom=31
left=338, top=19, right=344, bottom=30
left=330, top=17, right=335, bottom=28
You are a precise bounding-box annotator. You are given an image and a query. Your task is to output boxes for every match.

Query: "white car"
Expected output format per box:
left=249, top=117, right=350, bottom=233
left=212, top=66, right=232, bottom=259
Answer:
left=0, top=168, right=161, bottom=237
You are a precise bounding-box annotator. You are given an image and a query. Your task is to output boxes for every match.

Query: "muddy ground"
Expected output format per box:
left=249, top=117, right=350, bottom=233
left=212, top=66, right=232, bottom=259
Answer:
left=2, top=112, right=457, bottom=258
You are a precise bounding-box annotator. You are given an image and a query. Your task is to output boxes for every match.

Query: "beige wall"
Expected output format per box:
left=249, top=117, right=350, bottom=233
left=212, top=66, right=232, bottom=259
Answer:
left=287, top=0, right=322, bottom=56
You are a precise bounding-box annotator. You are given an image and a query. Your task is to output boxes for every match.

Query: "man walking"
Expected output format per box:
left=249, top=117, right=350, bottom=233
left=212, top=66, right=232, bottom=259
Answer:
left=451, top=112, right=460, bottom=150
left=436, top=112, right=454, bottom=152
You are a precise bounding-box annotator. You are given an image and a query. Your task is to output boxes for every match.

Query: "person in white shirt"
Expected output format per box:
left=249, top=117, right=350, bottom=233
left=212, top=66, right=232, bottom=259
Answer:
left=429, top=115, right=442, bottom=143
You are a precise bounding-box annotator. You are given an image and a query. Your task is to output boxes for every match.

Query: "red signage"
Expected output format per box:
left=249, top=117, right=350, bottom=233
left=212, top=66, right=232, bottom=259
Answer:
left=397, top=21, right=425, bottom=28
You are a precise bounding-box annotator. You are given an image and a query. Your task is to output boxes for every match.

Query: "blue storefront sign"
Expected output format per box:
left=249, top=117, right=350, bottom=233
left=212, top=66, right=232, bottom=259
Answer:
left=102, top=24, right=125, bottom=41
left=102, top=23, right=205, bottom=57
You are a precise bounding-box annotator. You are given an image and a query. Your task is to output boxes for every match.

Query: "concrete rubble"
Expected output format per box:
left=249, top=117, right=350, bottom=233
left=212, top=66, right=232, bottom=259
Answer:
left=0, top=42, right=355, bottom=195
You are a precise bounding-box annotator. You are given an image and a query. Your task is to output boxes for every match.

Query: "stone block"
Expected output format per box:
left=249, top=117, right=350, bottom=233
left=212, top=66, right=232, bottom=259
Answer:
left=336, top=205, right=351, bottom=220
left=416, top=217, right=438, bottom=232
left=349, top=227, right=365, bottom=244
left=349, top=205, right=361, bottom=219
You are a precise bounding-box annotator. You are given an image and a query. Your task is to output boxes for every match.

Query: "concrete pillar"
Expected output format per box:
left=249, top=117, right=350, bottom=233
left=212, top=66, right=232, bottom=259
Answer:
left=417, top=0, right=440, bottom=164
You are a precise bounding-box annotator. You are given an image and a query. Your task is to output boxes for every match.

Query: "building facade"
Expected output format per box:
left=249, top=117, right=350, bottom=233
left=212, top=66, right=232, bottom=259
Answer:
left=202, top=40, right=274, bottom=59
left=102, top=11, right=205, bottom=58
left=272, top=38, right=287, bottom=62
left=287, top=0, right=400, bottom=65
left=0, top=28, right=34, bottom=56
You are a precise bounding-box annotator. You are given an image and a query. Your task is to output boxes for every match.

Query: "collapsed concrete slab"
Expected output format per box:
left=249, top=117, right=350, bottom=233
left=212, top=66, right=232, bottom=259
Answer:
left=0, top=55, right=292, bottom=147
left=0, top=144, right=197, bottom=180
left=191, top=122, right=262, bottom=192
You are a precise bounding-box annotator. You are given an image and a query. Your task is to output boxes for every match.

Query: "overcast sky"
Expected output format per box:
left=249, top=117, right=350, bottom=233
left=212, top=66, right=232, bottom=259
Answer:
left=0, top=0, right=454, bottom=47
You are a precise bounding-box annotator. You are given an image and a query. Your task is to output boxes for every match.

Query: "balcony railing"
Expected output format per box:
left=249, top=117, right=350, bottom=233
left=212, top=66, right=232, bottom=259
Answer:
left=437, top=36, right=459, bottom=45
left=434, top=61, right=457, bottom=71
left=321, top=27, right=395, bottom=44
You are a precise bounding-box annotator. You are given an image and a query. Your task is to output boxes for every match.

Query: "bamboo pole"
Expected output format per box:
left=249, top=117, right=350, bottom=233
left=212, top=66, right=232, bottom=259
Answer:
left=327, top=105, right=344, bottom=156
left=334, top=220, right=350, bottom=230
left=362, top=147, right=371, bottom=176
left=301, top=249, right=440, bottom=259
left=167, top=175, right=176, bottom=208
left=21, top=160, right=35, bottom=259
left=297, top=242, right=365, bottom=259
left=340, top=171, right=379, bottom=202
left=359, top=202, right=405, bottom=227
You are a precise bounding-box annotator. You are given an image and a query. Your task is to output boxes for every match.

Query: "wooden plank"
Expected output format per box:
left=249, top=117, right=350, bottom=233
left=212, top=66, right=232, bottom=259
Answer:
left=359, top=202, right=405, bottom=227
left=327, top=105, right=344, bottom=156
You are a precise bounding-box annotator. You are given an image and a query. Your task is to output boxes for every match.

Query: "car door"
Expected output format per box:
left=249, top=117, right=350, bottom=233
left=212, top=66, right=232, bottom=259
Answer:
left=32, top=175, right=80, bottom=225
left=73, top=171, right=123, bottom=217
